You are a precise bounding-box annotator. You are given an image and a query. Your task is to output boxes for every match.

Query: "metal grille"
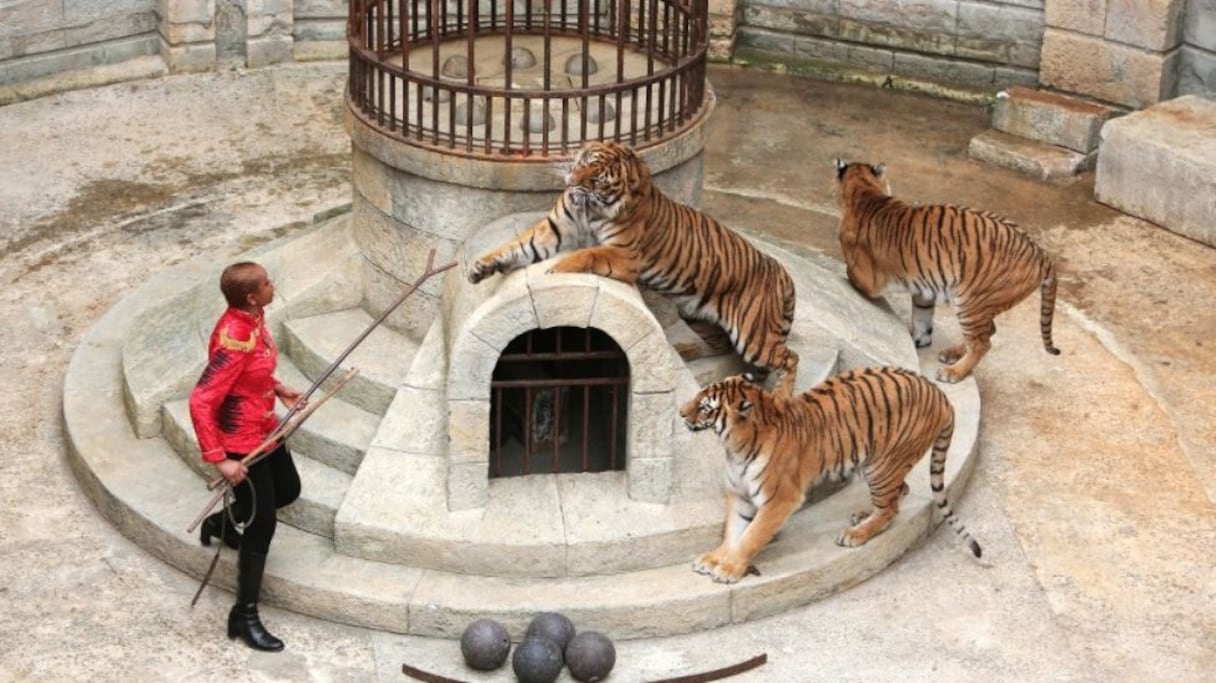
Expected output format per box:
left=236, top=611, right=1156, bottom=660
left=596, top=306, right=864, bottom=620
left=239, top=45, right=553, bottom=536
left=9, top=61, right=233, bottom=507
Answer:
left=489, top=327, right=629, bottom=478
left=347, top=0, right=709, bottom=158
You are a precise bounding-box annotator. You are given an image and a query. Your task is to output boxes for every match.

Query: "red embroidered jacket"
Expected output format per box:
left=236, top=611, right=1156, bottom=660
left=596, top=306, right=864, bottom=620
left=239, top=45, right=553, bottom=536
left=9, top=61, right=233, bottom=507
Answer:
left=188, top=308, right=281, bottom=463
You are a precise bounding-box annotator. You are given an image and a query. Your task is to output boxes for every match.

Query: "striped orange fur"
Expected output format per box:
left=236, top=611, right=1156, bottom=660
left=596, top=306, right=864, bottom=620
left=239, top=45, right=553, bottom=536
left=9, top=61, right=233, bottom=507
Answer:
left=835, top=160, right=1060, bottom=383
left=468, top=141, right=800, bottom=396
left=680, top=369, right=982, bottom=583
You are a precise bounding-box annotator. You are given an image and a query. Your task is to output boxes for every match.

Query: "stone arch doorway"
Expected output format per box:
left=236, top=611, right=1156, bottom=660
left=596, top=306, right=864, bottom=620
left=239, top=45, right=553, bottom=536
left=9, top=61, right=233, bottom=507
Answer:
left=488, top=326, right=630, bottom=478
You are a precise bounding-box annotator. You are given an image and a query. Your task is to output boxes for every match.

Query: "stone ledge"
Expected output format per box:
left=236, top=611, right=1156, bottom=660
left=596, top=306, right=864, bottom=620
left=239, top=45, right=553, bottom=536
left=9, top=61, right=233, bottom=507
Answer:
left=1095, top=95, right=1216, bottom=248
left=968, top=128, right=1093, bottom=182
left=993, top=85, right=1118, bottom=153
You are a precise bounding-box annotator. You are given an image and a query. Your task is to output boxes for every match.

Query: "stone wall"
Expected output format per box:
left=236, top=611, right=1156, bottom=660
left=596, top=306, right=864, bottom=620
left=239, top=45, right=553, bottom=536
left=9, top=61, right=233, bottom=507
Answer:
left=732, top=0, right=1046, bottom=93
left=0, top=0, right=160, bottom=85
left=1181, top=0, right=1216, bottom=98
left=0, top=0, right=346, bottom=87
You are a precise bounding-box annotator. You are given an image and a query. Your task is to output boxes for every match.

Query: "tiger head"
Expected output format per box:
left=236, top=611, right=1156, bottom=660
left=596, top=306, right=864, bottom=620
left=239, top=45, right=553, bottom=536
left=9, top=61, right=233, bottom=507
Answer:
left=834, top=158, right=891, bottom=198
left=679, top=375, right=766, bottom=442
left=564, top=141, right=652, bottom=220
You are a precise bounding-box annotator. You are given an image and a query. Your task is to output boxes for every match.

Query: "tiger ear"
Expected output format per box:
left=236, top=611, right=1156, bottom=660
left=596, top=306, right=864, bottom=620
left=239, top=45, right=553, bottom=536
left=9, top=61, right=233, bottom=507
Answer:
left=834, top=158, right=848, bottom=178
left=870, top=163, right=886, bottom=177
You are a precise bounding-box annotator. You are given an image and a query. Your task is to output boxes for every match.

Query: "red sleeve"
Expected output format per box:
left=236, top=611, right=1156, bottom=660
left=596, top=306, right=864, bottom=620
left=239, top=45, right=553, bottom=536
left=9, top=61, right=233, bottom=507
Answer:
left=188, top=347, right=252, bottom=463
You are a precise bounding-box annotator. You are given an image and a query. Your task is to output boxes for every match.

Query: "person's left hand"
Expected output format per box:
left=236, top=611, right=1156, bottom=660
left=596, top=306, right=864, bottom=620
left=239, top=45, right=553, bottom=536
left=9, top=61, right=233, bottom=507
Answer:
left=275, top=384, right=305, bottom=410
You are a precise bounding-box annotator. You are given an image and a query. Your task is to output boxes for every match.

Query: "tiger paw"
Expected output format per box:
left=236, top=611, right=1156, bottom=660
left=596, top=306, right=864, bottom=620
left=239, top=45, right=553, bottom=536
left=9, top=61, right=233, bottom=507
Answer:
left=937, top=345, right=965, bottom=364
left=935, top=365, right=965, bottom=384
left=709, top=559, right=749, bottom=584
left=467, top=259, right=497, bottom=284
left=835, top=529, right=867, bottom=548
left=691, top=552, right=721, bottom=576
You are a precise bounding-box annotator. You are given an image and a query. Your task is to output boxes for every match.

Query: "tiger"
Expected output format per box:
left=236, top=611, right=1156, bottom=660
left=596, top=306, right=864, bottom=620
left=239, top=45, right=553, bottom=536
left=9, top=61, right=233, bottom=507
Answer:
left=466, top=140, right=800, bottom=397
left=679, top=368, right=982, bottom=584
left=834, top=159, right=1061, bottom=383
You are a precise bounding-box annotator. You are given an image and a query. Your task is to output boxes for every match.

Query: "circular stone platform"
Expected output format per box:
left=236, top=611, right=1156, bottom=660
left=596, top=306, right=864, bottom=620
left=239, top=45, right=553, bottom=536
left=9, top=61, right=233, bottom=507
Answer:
left=63, top=206, right=981, bottom=640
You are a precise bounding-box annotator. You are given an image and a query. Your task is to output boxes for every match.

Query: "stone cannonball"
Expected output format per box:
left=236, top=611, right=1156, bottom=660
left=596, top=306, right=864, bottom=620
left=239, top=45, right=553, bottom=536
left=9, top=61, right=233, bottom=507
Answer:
left=511, top=636, right=564, bottom=683
left=565, top=631, right=616, bottom=682
left=525, top=611, right=576, bottom=651
left=460, top=618, right=511, bottom=671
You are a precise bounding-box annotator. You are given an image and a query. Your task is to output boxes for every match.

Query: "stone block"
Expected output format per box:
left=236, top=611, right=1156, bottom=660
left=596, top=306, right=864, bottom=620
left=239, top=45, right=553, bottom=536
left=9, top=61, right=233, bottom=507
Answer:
left=447, top=461, right=489, bottom=510
left=627, top=456, right=673, bottom=503
left=163, top=0, right=217, bottom=25
left=1040, top=28, right=1179, bottom=108
left=968, top=128, right=1094, bottom=181
left=1178, top=46, right=1216, bottom=98
left=1105, top=0, right=1186, bottom=51
left=160, top=36, right=216, bottom=72
left=164, top=22, right=216, bottom=45
left=63, top=11, right=159, bottom=48
left=4, top=45, right=104, bottom=82
left=836, top=15, right=954, bottom=57
left=955, top=2, right=1044, bottom=69
left=992, top=85, right=1117, bottom=152
left=1095, top=95, right=1216, bottom=248
left=1044, top=0, right=1105, bottom=35
left=837, top=0, right=957, bottom=34
left=448, top=399, right=491, bottom=462
left=992, top=64, right=1039, bottom=89
left=1185, top=0, right=1216, bottom=52
left=892, top=52, right=997, bottom=90
left=246, top=34, right=294, bottom=68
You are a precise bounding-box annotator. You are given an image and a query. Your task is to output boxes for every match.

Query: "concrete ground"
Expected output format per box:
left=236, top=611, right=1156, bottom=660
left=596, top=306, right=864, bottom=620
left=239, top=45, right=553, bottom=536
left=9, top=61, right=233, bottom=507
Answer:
left=1, top=61, right=1213, bottom=682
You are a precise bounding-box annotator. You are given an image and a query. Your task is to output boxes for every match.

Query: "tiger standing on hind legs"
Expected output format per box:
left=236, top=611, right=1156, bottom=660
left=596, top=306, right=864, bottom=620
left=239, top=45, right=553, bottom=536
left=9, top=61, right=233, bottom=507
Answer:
left=466, top=140, right=800, bottom=397
left=833, top=159, right=1061, bottom=383
left=679, top=368, right=982, bottom=584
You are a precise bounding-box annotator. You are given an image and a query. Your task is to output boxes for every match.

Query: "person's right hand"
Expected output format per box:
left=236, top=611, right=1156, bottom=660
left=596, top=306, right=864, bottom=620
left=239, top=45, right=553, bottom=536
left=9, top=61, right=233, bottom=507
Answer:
left=215, top=459, right=247, bottom=486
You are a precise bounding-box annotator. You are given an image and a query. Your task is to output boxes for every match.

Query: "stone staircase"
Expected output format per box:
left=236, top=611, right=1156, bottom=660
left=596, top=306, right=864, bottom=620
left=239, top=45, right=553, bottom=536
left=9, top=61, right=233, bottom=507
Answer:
left=64, top=211, right=982, bottom=640
left=969, top=85, right=1118, bottom=181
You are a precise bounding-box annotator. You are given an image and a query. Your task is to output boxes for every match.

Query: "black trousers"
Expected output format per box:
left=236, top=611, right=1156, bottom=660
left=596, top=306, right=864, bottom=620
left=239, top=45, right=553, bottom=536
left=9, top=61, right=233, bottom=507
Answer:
left=225, top=443, right=301, bottom=556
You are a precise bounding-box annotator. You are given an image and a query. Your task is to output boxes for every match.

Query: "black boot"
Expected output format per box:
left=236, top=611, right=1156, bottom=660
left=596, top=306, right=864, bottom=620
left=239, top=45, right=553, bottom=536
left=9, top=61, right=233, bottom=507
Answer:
left=199, top=510, right=241, bottom=550
left=227, top=551, right=284, bottom=652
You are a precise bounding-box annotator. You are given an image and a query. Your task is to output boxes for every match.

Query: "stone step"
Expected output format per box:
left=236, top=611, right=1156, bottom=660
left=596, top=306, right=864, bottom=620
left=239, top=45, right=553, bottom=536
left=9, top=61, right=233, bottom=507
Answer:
left=273, top=358, right=379, bottom=475
left=67, top=296, right=981, bottom=638
left=992, top=85, right=1117, bottom=154
left=968, top=129, right=1094, bottom=182
left=66, top=218, right=980, bottom=640
left=161, top=398, right=354, bottom=538
left=281, top=307, right=419, bottom=415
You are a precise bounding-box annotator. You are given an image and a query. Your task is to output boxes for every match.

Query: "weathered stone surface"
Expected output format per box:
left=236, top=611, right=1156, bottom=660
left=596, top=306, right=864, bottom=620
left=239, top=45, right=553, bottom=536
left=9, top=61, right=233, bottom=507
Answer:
left=956, top=2, right=1043, bottom=69
left=1040, top=28, right=1179, bottom=108
left=1178, top=45, right=1216, bottom=99
left=1185, top=0, right=1216, bottom=51
left=968, top=128, right=1093, bottom=181
left=1104, top=0, right=1186, bottom=51
left=1044, top=0, right=1105, bottom=35
left=992, top=85, right=1117, bottom=153
left=893, top=52, right=996, bottom=90
left=160, top=38, right=216, bottom=73
left=1095, top=95, right=1216, bottom=248
left=246, top=34, right=294, bottom=68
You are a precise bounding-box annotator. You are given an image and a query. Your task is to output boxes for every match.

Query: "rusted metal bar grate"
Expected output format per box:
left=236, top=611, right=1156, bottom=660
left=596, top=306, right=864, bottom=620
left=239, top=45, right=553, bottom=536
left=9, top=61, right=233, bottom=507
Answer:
left=347, top=0, right=709, bottom=159
left=489, top=327, right=629, bottom=478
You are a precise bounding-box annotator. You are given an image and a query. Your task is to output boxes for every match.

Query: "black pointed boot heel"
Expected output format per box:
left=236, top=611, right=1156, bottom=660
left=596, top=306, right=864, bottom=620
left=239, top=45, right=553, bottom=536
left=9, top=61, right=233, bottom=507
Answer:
left=228, top=551, right=284, bottom=652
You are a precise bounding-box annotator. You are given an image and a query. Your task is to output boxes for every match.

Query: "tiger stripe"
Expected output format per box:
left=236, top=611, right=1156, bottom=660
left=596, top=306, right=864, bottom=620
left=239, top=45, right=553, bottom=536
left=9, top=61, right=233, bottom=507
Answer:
left=469, top=141, right=800, bottom=396
left=679, top=368, right=982, bottom=583
left=835, top=160, right=1060, bottom=383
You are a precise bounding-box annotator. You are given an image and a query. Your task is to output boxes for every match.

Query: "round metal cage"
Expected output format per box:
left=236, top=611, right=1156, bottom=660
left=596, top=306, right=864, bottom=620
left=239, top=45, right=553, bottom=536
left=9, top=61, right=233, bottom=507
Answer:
left=347, top=0, right=710, bottom=159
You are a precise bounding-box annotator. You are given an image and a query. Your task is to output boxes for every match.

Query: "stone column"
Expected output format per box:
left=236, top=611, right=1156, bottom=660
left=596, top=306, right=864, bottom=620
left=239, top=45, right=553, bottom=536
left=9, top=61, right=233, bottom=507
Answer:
left=159, top=0, right=294, bottom=73
left=708, top=0, right=740, bottom=62
left=159, top=0, right=218, bottom=73
left=1039, top=0, right=1187, bottom=108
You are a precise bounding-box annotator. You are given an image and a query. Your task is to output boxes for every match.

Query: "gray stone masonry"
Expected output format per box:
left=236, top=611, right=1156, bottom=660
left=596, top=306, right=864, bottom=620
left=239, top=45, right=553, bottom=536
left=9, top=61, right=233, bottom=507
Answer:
left=1095, top=94, right=1216, bottom=248
left=968, top=128, right=1093, bottom=182
left=735, top=0, right=1045, bottom=94
left=992, top=85, right=1118, bottom=153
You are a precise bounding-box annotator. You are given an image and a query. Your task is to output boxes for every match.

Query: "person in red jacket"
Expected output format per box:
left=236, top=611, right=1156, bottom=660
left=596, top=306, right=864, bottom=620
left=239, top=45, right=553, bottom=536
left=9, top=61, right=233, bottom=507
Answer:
left=190, top=261, right=303, bottom=652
